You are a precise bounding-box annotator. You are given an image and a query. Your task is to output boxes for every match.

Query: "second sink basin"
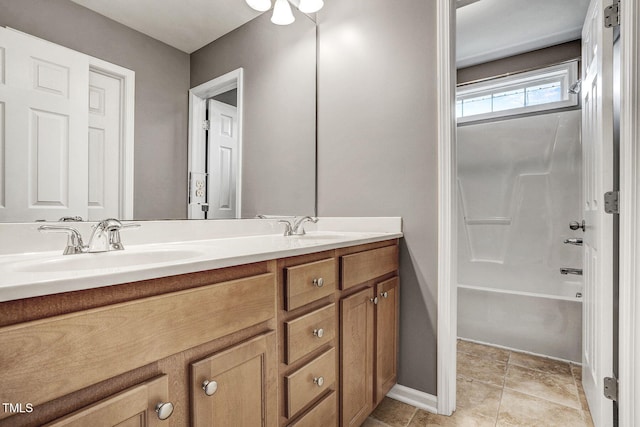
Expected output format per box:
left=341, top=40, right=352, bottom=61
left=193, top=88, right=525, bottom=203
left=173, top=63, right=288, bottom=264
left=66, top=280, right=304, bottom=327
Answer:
left=9, top=248, right=206, bottom=273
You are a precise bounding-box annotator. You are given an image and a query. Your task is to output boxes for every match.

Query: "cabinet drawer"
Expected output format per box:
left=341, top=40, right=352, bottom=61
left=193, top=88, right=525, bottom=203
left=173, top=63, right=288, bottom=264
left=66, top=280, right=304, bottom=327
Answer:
left=285, top=258, right=336, bottom=310
left=288, top=390, right=337, bottom=427
left=341, top=245, right=398, bottom=290
left=285, top=304, right=335, bottom=364
left=285, top=347, right=336, bottom=418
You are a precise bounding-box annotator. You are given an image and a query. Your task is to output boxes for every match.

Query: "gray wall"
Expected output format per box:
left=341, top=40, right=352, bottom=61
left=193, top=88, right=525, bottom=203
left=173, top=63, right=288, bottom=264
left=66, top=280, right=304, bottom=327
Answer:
left=317, top=0, right=439, bottom=394
left=191, top=12, right=316, bottom=218
left=0, top=0, right=190, bottom=220
left=458, top=40, right=581, bottom=84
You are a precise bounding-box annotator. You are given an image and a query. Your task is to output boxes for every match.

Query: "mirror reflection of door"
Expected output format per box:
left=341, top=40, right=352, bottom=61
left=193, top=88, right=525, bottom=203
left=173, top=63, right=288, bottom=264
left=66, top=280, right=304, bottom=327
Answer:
left=206, top=93, right=239, bottom=219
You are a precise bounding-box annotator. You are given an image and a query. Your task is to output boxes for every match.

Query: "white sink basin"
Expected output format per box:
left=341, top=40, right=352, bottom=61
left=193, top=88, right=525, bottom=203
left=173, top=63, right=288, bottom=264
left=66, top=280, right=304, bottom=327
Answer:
left=9, top=248, right=206, bottom=273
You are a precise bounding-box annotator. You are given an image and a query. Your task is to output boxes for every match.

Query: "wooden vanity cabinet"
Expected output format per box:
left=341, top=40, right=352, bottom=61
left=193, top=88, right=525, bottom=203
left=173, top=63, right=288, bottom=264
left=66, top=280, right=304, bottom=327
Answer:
left=0, top=239, right=399, bottom=427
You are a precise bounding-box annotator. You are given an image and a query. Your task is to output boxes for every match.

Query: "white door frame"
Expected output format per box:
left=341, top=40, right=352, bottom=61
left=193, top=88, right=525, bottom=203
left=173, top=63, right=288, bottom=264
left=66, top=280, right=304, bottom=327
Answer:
left=187, top=68, right=243, bottom=219
left=618, top=1, right=640, bottom=426
left=436, top=0, right=640, bottom=423
left=436, top=0, right=457, bottom=416
left=87, top=56, right=135, bottom=220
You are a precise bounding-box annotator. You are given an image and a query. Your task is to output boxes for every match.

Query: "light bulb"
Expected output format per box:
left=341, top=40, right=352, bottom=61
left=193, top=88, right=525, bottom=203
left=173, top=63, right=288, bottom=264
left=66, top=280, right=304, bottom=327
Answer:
left=246, top=0, right=271, bottom=12
left=298, top=0, right=323, bottom=13
left=271, top=0, right=295, bottom=25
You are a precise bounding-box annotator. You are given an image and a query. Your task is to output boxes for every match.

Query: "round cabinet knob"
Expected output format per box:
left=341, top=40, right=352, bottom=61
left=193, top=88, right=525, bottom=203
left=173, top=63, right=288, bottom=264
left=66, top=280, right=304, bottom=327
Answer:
left=312, top=277, right=324, bottom=288
left=370, top=297, right=379, bottom=305
left=202, top=380, right=218, bottom=396
left=313, top=376, right=325, bottom=387
left=381, top=291, right=389, bottom=299
left=313, top=328, right=325, bottom=338
left=155, top=401, right=174, bottom=420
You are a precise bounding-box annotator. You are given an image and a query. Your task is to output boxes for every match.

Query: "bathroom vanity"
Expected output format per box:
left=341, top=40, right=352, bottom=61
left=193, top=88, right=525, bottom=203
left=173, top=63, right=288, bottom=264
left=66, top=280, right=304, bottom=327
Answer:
left=0, top=219, right=401, bottom=427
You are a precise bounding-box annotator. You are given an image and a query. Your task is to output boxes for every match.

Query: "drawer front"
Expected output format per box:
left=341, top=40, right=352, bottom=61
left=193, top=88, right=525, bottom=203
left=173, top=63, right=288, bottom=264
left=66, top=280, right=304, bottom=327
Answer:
left=285, top=347, right=336, bottom=418
left=285, top=304, right=335, bottom=364
left=288, top=390, right=337, bottom=427
left=0, top=273, right=276, bottom=411
left=286, top=258, right=336, bottom=310
left=341, top=245, right=398, bottom=290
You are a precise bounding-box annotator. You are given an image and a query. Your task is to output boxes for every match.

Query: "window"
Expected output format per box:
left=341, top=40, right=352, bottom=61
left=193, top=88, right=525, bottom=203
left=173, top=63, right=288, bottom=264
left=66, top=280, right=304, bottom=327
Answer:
left=456, top=61, right=579, bottom=123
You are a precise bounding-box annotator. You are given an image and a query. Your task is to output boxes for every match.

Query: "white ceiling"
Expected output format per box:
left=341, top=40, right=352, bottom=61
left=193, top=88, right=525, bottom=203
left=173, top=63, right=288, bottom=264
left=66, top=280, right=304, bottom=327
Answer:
left=457, top=0, right=591, bottom=68
left=70, top=0, right=263, bottom=53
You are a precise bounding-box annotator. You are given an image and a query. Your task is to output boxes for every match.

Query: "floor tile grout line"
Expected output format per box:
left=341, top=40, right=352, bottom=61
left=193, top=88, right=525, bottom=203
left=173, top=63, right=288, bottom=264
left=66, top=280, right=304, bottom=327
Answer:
left=501, top=384, right=583, bottom=412
left=403, top=407, right=418, bottom=427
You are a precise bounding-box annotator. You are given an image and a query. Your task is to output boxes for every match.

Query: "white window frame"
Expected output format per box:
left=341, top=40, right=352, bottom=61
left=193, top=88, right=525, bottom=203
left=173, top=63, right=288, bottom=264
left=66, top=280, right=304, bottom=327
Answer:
left=456, top=61, right=579, bottom=123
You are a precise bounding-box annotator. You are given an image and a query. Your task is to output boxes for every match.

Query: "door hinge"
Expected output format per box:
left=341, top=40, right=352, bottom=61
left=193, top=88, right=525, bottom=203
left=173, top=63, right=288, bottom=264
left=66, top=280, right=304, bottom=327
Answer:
left=202, top=120, right=210, bottom=131
left=604, top=2, right=620, bottom=28
left=604, top=376, right=618, bottom=401
left=604, top=191, right=619, bottom=214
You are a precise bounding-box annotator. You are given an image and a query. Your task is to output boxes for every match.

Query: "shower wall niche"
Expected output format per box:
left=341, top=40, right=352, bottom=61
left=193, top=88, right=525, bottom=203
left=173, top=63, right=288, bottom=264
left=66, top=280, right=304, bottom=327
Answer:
left=457, top=109, right=583, bottom=361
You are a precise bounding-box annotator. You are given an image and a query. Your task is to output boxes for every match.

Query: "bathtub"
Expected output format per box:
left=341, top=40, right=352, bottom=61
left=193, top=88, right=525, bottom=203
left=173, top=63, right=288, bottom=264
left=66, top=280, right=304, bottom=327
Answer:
left=457, top=109, right=583, bottom=363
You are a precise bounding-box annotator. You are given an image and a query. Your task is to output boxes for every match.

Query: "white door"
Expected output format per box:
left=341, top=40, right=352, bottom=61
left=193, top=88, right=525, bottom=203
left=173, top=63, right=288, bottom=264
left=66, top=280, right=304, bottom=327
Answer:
left=207, top=99, right=239, bottom=219
left=0, top=27, right=89, bottom=221
left=88, top=69, right=123, bottom=220
left=581, top=0, right=614, bottom=425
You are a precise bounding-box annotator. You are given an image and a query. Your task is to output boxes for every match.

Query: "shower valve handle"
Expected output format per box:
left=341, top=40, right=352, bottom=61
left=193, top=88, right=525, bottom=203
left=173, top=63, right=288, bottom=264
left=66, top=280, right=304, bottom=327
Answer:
left=569, top=220, right=585, bottom=232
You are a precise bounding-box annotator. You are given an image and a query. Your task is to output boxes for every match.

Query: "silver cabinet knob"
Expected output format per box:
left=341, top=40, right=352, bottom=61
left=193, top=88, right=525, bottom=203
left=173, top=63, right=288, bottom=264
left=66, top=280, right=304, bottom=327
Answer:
left=370, top=297, right=379, bottom=305
left=569, top=220, right=586, bottom=231
left=313, top=328, right=324, bottom=338
left=155, top=401, right=174, bottom=420
left=381, top=291, right=389, bottom=298
left=312, top=277, right=324, bottom=288
left=313, top=376, right=324, bottom=387
left=202, top=380, right=218, bottom=396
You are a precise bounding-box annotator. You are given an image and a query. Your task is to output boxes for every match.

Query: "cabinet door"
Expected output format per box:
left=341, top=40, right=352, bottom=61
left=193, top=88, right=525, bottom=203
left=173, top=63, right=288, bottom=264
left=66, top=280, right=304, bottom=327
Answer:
left=45, top=376, right=172, bottom=427
left=375, top=277, right=399, bottom=405
left=340, top=287, right=375, bottom=427
left=191, top=332, right=276, bottom=427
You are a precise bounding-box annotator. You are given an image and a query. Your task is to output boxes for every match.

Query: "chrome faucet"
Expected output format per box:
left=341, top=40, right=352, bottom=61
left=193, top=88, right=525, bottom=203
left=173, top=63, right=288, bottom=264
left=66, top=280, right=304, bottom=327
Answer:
left=291, top=216, right=318, bottom=236
left=87, top=218, right=140, bottom=252
left=38, top=218, right=139, bottom=255
left=278, top=219, right=294, bottom=236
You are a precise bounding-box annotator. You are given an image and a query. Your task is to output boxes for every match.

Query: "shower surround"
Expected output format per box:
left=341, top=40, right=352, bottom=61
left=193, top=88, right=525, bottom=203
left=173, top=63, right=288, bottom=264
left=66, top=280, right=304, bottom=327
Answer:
left=457, top=109, right=583, bottom=362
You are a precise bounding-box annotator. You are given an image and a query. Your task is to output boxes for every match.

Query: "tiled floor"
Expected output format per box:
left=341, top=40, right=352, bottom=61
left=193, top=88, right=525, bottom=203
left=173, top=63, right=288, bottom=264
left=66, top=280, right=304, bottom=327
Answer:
left=363, top=340, right=595, bottom=427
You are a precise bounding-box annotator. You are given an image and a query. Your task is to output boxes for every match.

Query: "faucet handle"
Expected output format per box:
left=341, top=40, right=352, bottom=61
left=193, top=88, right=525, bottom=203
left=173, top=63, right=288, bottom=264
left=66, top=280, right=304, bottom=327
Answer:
left=38, top=225, right=85, bottom=255
left=278, top=219, right=293, bottom=236
left=106, top=222, right=140, bottom=251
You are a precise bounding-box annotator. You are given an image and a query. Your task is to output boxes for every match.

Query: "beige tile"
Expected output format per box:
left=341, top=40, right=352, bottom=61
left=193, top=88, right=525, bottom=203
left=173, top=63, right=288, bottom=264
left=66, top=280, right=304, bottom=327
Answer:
left=458, top=340, right=511, bottom=363
left=408, top=408, right=495, bottom=427
left=361, top=417, right=391, bottom=427
left=457, top=375, right=502, bottom=419
left=497, top=389, right=586, bottom=427
left=583, top=409, right=595, bottom=427
left=508, top=352, right=572, bottom=377
left=504, top=365, right=581, bottom=409
left=458, top=351, right=508, bottom=387
left=370, top=397, right=417, bottom=427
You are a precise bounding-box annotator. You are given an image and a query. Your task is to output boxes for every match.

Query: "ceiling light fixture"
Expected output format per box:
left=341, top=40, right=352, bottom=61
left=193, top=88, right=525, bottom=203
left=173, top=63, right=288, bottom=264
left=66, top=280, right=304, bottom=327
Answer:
left=245, top=0, right=323, bottom=25
left=271, top=0, right=295, bottom=25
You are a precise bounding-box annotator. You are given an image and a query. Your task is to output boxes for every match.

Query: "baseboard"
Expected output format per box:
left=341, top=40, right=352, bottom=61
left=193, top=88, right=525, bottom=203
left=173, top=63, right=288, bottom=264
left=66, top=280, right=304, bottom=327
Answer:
left=386, top=384, right=438, bottom=414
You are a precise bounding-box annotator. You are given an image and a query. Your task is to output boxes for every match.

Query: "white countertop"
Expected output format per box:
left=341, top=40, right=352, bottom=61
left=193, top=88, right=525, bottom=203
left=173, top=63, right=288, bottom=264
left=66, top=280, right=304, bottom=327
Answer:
left=0, top=218, right=402, bottom=302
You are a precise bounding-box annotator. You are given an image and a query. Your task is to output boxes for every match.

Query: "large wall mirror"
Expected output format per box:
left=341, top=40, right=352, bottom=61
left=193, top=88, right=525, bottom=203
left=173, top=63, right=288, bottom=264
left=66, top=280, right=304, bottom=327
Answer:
left=0, top=0, right=317, bottom=222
